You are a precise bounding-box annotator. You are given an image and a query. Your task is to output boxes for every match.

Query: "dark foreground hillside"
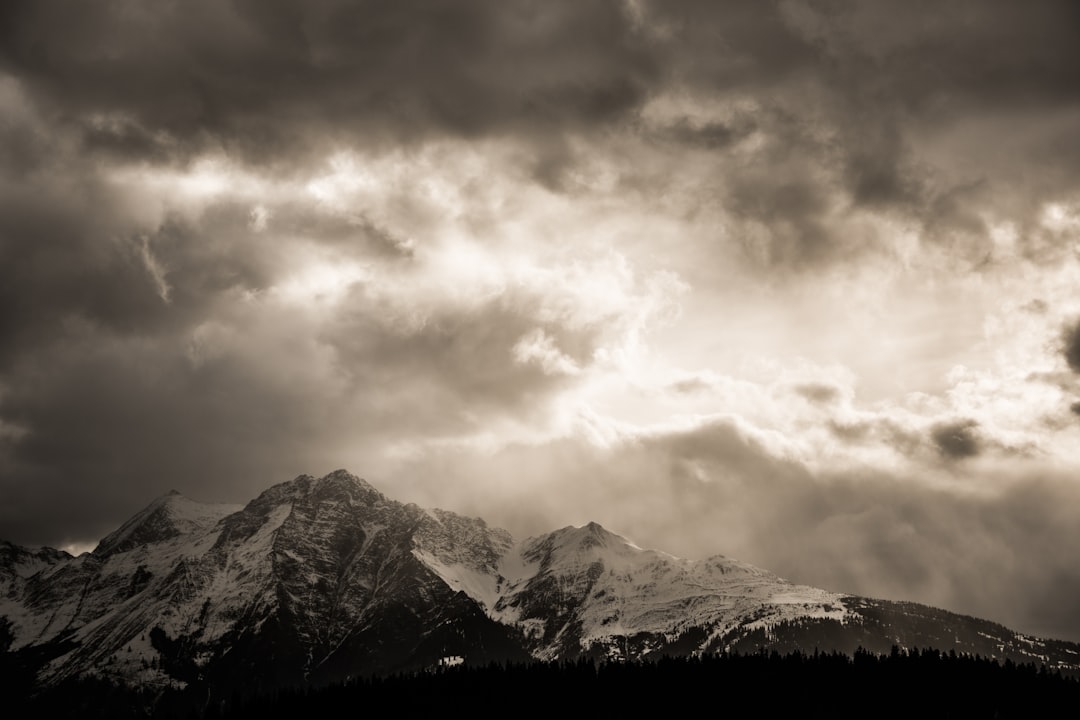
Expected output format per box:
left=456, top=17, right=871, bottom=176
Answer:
left=12, top=648, right=1080, bottom=720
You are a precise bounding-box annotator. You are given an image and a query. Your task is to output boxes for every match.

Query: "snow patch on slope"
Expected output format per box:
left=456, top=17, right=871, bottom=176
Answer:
left=412, top=550, right=502, bottom=612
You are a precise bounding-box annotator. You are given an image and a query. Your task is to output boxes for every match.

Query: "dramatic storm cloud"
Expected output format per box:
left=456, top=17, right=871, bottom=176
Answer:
left=2, top=0, right=1080, bottom=642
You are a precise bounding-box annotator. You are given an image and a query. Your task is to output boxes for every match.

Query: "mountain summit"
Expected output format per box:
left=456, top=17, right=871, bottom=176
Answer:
left=94, top=491, right=240, bottom=557
left=2, top=470, right=1078, bottom=699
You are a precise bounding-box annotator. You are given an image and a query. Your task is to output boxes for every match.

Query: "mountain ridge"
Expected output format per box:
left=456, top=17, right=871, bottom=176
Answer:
left=2, top=469, right=1078, bottom=699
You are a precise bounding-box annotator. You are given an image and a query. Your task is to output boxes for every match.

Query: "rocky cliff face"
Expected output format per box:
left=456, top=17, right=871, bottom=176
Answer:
left=2, top=470, right=1078, bottom=696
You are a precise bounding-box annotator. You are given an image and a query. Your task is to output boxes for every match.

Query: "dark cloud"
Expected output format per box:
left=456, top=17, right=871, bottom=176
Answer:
left=79, top=115, right=179, bottom=165
left=668, top=376, right=716, bottom=395
left=829, top=411, right=1037, bottom=465
left=0, top=327, right=336, bottom=546
left=638, top=0, right=1080, bottom=269
left=1021, top=298, right=1048, bottom=314
left=793, top=383, right=840, bottom=405
left=1070, top=401, right=1080, bottom=418
left=771, top=0, right=1080, bottom=112
left=0, top=79, right=415, bottom=375
left=324, top=294, right=588, bottom=428
left=727, top=173, right=843, bottom=268
left=1061, top=318, right=1080, bottom=373
left=0, top=166, right=163, bottom=366
left=647, top=117, right=747, bottom=151
left=930, top=419, right=981, bottom=460
left=0, top=163, right=274, bottom=372
left=828, top=417, right=923, bottom=456
left=3, top=0, right=1075, bottom=266
left=841, top=116, right=925, bottom=211
left=648, top=0, right=820, bottom=91
left=0, top=0, right=657, bottom=165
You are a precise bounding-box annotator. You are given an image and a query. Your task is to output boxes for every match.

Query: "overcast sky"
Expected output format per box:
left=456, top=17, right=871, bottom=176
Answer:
left=2, top=0, right=1080, bottom=641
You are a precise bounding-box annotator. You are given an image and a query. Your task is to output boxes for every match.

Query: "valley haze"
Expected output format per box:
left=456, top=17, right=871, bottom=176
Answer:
left=1, top=0, right=1080, bottom=657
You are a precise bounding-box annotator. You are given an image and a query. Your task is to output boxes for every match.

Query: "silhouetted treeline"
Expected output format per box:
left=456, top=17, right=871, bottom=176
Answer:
left=9, top=647, right=1079, bottom=719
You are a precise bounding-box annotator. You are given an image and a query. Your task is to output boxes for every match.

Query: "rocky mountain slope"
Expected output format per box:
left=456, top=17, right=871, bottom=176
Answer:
left=2, top=470, right=1078, bottom=698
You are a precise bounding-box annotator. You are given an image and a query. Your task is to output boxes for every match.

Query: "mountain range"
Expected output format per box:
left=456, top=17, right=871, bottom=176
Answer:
left=3, top=469, right=1078, bottom=700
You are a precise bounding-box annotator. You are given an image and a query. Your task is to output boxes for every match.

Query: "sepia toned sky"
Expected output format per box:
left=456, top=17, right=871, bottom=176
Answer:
left=2, top=1, right=1080, bottom=641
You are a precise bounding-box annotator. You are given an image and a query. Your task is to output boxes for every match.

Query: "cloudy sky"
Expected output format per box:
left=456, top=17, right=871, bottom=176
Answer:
left=3, top=0, right=1080, bottom=641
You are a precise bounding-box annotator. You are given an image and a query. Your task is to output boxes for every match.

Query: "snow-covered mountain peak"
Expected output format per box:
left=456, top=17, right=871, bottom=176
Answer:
left=250, top=470, right=384, bottom=509
left=520, top=522, right=653, bottom=574
left=568, top=521, right=634, bottom=549
left=93, top=492, right=239, bottom=557
left=308, top=469, right=383, bottom=502
left=5, top=470, right=1079, bottom=692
